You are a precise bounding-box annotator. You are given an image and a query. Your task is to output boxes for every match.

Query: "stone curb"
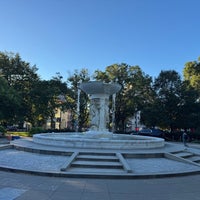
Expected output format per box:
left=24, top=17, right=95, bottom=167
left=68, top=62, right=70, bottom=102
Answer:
left=0, top=164, right=200, bottom=179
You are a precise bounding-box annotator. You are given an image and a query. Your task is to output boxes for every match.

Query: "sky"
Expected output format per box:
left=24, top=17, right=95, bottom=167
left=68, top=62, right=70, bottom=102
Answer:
left=0, top=0, right=200, bottom=80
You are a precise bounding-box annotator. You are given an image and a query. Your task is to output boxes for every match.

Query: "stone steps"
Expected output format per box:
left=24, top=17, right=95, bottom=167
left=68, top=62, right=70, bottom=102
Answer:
left=170, top=150, right=200, bottom=166
left=60, top=151, right=131, bottom=173
left=173, top=152, right=194, bottom=158
left=187, top=156, right=200, bottom=163
left=77, top=154, right=119, bottom=162
left=71, top=160, right=123, bottom=169
left=71, top=152, right=123, bottom=170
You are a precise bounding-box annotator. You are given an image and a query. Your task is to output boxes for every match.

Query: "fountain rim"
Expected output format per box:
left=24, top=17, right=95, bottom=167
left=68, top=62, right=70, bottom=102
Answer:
left=33, top=132, right=165, bottom=149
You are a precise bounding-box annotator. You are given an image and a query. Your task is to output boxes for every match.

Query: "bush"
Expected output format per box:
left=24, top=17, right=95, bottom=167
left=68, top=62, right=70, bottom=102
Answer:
left=29, top=127, right=45, bottom=136
left=190, top=129, right=200, bottom=141
left=0, top=126, right=6, bottom=136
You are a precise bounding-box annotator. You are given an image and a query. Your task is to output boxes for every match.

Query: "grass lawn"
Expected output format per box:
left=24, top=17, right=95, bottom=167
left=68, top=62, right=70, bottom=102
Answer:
left=6, top=131, right=30, bottom=137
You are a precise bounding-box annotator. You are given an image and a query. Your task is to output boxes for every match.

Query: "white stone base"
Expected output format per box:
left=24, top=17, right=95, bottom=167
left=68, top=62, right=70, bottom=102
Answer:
left=33, top=132, right=165, bottom=149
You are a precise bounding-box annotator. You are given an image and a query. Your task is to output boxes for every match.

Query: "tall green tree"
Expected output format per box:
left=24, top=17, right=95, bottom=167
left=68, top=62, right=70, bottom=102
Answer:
left=0, top=52, right=40, bottom=125
left=183, top=57, right=200, bottom=128
left=0, top=76, right=21, bottom=124
left=94, top=63, right=153, bottom=132
left=67, top=69, right=91, bottom=131
left=183, top=57, right=200, bottom=93
left=29, top=74, right=69, bottom=128
left=177, top=81, right=200, bottom=130
left=151, top=70, right=182, bottom=130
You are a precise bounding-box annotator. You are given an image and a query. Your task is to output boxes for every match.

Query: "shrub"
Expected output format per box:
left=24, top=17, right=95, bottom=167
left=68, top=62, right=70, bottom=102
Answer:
left=0, top=126, right=6, bottom=136
left=190, top=128, right=200, bottom=141
left=29, top=127, right=45, bottom=136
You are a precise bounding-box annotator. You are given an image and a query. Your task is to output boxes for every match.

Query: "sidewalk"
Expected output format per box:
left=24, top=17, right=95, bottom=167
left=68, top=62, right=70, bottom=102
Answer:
left=0, top=171, right=200, bottom=200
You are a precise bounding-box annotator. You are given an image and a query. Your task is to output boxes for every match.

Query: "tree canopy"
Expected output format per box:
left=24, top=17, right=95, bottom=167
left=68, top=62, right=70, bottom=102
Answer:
left=0, top=51, right=200, bottom=133
left=94, top=63, right=153, bottom=132
left=0, top=52, right=69, bottom=128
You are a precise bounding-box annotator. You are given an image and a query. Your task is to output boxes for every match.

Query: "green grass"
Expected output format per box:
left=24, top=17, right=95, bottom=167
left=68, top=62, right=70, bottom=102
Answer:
left=6, top=131, right=30, bottom=137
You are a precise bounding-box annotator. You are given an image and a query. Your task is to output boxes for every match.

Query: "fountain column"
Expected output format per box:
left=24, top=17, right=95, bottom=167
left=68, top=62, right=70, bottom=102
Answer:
left=90, top=94, right=109, bottom=132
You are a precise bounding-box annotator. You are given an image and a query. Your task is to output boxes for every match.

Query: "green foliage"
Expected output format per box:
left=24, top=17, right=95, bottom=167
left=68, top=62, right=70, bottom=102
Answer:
left=155, top=70, right=182, bottom=129
left=141, top=69, right=200, bottom=131
left=0, top=126, right=6, bottom=135
left=67, top=69, right=90, bottom=131
left=94, top=63, right=153, bottom=132
left=0, top=76, right=22, bottom=123
left=29, top=127, right=45, bottom=136
left=1, top=50, right=200, bottom=135
left=0, top=51, right=40, bottom=124
left=29, top=76, right=69, bottom=128
left=183, top=59, right=200, bottom=97
left=0, top=52, right=70, bottom=128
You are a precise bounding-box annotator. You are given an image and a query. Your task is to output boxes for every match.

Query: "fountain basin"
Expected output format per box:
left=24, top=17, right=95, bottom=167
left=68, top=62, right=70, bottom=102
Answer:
left=79, top=81, right=121, bottom=95
left=33, top=132, right=165, bottom=149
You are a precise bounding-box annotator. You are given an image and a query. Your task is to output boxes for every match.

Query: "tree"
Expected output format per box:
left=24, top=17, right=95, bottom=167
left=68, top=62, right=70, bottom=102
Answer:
left=0, top=76, right=21, bottom=124
left=183, top=57, right=200, bottom=94
left=177, top=81, right=200, bottom=130
left=94, top=63, right=153, bottom=132
left=29, top=75, right=69, bottom=128
left=151, top=70, right=183, bottom=130
left=0, top=52, right=40, bottom=125
left=182, top=58, right=200, bottom=128
left=67, top=69, right=91, bottom=131
left=140, top=98, right=163, bottom=128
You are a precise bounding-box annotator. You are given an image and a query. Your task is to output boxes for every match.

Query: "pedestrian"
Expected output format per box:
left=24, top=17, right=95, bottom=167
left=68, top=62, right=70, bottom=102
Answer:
left=182, top=132, right=188, bottom=147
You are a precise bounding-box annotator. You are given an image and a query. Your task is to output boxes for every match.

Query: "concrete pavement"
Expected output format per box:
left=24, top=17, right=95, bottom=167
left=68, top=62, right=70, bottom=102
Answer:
left=0, top=171, right=200, bottom=200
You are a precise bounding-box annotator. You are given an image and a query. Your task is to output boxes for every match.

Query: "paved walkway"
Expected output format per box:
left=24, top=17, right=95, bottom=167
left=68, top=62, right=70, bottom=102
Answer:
left=1, top=138, right=200, bottom=199
left=0, top=171, right=200, bottom=200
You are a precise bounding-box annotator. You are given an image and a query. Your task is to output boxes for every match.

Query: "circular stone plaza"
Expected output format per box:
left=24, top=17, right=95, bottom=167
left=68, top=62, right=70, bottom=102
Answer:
left=0, top=137, right=200, bottom=179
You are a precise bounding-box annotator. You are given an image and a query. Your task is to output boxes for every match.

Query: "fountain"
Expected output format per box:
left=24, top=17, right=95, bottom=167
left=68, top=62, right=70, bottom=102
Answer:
left=33, top=81, right=164, bottom=149
left=79, top=81, right=121, bottom=136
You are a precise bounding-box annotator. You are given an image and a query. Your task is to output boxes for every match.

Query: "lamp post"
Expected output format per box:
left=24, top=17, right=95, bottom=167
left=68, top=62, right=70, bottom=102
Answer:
left=135, top=109, right=139, bottom=132
left=76, top=88, right=81, bottom=132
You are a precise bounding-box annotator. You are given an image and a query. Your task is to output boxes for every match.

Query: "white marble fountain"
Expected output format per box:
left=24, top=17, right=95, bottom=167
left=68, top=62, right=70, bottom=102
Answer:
left=33, top=81, right=164, bottom=149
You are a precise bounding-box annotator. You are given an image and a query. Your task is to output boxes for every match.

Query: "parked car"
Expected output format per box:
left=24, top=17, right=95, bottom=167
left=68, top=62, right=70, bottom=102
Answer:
left=138, top=128, right=165, bottom=138
left=7, top=126, right=17, bottom=131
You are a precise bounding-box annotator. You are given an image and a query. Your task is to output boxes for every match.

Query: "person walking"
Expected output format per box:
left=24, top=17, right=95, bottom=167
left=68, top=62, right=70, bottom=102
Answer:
left=182, top=131, right=188, bottom=147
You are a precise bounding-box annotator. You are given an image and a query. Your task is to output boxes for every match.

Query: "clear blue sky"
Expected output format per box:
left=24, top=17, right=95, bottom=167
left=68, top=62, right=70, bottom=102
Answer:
left=0, top=0, right=199, bottom=80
